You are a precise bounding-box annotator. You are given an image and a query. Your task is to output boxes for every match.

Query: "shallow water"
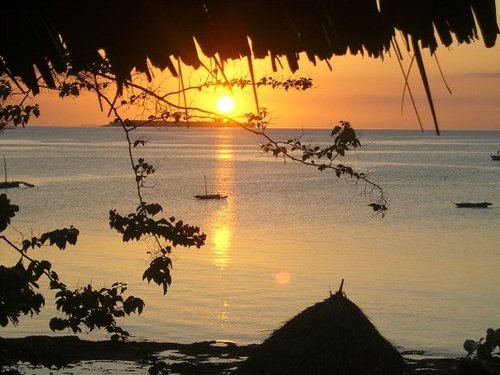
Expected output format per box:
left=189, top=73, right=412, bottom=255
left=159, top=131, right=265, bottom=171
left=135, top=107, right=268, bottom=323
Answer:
left=1, top=126, right=499, bottom=358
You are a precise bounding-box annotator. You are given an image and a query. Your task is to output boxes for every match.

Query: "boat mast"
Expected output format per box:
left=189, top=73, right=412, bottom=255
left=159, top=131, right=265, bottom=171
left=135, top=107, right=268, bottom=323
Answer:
left=3, top=155, right=7, bottom=183
left=204, top=175, right=208, bottom=195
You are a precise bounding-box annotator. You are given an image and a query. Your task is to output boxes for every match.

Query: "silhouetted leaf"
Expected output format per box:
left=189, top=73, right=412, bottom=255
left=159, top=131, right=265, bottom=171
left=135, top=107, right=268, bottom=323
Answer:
left=368, top=203, right=387, bottom=212
left=142, top=256, right=173, bottom=295
left=331, top=126, right=342, bottom=136
left=49, top=317, right=69, bottom=331
left=134, top=139, right=145, bottom=147
left=123, top=296, right=145, bottom=315
left=142, top=203, right=163, bottom=216
left=0, top=194, right=19, bottom=232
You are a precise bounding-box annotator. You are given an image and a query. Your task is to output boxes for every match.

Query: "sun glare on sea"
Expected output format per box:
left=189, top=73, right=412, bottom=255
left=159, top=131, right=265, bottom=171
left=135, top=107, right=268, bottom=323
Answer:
left=275, top=271, right=291, bottom=285
left=216, top=95, right=235, bottom=114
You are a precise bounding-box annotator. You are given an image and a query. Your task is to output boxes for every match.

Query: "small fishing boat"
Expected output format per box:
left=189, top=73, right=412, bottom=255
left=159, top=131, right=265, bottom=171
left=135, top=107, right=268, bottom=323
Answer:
left=490, top=154, right=500, bottom=161
left=194, top=193, right=228, bottom=200
left=1, top=155, right=34, bottom=189
left=0, top=181, right=21, bottom=188
left=453, top=202, right=492, bottom=208
left=194, top=176, right=227, bottom=200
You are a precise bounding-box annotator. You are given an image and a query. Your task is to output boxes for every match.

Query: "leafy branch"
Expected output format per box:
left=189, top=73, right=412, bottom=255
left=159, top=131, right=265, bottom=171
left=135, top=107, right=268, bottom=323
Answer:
left=162, top=76, right=313, bottom=97
left=85, top=68, right=388, bottom=216
left=76, top=77, right=209, bottom=295
left=99, top=66, right=387, bottom=214
left=0, top=79, right=40, bottom=130
left=462, top=328, right=500, bottom=374
left=0, top=193, right=143, bottom=341
left=246, top=118, right=387, bottom=215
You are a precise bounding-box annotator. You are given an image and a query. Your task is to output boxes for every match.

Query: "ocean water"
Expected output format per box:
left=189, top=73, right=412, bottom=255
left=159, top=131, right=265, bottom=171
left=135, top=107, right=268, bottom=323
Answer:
left=1, top=126, right=499, bottom=358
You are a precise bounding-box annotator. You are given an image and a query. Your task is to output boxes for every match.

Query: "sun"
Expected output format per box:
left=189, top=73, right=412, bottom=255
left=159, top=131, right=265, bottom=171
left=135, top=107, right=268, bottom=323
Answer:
left=216, top=95, right=235, bottom=114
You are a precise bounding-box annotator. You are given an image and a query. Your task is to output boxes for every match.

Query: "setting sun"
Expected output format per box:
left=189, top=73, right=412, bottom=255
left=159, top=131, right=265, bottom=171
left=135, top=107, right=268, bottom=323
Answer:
left=216, top=95, right=235, bottom=114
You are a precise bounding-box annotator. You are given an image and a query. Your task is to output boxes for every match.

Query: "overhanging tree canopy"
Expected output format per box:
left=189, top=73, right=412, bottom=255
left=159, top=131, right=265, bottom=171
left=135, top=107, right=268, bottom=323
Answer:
left=1, top=0, right=498, bottom=95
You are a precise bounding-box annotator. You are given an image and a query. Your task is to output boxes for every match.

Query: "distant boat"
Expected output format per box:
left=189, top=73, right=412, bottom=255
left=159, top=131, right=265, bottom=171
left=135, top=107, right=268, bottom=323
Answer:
left=490, top=154, right=500, bottom=161
left=0, top=181, right=22, bottom=188
left=194, top=193, right=228, bottom=200
left=453, top=202, right=492, bottom=208
left=0, top=155, right=34, bottom=189
left=194, top=175, right=227, bottom=200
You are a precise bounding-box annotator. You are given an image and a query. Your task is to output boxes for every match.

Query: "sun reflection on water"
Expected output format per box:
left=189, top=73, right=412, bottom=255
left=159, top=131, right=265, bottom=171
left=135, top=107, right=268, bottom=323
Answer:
left=208, top=134, right=235, bottom=270
left=217, top=301, right=230, bottom=323
left=207, top=132, right=236, bottom=325
left=216, top=145, right=233, bottom=160
left=211, top=226, right=231, bottom=269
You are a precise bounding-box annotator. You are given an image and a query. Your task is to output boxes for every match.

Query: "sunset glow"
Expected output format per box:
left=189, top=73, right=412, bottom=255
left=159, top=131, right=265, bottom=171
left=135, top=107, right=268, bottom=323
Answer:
left=24, top=43, right=500, bottom=130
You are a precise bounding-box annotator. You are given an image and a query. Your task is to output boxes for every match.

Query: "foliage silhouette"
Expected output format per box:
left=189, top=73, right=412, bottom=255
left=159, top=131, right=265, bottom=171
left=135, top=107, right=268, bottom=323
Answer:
left=460, top=328, right=500, bottom=374
left=0, top=79, right=40, bottom=129
left=0, top=193, right=144, bottom=347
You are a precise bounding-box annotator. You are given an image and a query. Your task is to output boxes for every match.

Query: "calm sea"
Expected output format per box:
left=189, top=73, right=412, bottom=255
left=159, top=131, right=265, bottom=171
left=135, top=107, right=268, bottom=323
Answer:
left=1, top=126, right=499, bottom=358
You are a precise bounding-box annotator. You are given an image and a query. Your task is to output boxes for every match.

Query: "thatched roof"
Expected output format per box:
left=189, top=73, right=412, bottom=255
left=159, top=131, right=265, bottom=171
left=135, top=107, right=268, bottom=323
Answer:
left=1, top=0, right=498, bottom=95
left=236, top=290, right=408, bottom=375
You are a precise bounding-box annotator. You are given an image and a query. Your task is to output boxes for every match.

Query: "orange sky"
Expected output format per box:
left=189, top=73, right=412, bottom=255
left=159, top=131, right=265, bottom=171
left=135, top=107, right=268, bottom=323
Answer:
left=29, top=34, right=500, bottom=131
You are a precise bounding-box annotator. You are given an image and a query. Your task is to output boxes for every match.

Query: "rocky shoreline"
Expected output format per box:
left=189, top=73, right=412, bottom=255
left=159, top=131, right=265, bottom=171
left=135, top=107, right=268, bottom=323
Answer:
left=0, top=335, right=463, bottom=374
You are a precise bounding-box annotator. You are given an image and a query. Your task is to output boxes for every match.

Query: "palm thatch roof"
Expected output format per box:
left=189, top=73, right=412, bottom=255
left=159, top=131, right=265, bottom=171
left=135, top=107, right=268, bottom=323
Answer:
left=1, top=0, right=498, bottom=95
left=236, top=289, right=408, bottom=375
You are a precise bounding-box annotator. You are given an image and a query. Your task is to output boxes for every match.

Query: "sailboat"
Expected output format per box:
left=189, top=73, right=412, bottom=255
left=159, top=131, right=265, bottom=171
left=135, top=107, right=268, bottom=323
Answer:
left=453, top=201, right=492, bottom=208
left=490, top=151, right=500, bottom=161
left=0, top=155, right=34, bottom=189
left=194, top=175, right=227, bottom=200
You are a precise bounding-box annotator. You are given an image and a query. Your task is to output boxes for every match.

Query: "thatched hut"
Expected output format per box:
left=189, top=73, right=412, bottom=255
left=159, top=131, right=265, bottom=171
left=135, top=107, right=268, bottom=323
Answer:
left=1, top=0, right=498, bottom=94
left=1, top=1, right=497, bottom=134
left=236, top=289, right=408, bottom=375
